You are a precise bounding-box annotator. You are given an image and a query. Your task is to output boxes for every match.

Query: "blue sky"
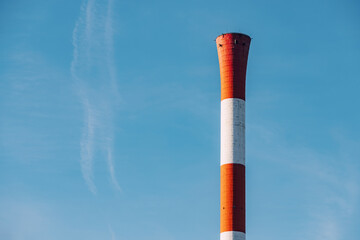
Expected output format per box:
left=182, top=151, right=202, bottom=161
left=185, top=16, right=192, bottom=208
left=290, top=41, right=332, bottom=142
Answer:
left=0, top=0, right=359, bottom=239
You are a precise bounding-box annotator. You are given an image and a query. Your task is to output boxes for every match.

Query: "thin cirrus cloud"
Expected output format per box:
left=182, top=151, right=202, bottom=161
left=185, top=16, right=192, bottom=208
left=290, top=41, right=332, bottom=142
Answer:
left=247, top=123, right=359, bottom=240
left=71, top=0, right=121, bottom=194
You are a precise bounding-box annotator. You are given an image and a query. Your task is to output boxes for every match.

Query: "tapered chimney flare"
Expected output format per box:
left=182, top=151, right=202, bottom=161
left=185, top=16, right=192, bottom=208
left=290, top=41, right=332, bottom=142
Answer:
left=216, top=33, right=251, bottom=240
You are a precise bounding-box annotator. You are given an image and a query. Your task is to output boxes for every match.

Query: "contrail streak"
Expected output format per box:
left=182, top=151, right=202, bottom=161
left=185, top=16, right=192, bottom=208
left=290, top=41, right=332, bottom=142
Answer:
left=80, top=98, right=97, bottom=194
left=107, top=147, right=121, bottom=191
left=71, top=0, right=121, bottom=194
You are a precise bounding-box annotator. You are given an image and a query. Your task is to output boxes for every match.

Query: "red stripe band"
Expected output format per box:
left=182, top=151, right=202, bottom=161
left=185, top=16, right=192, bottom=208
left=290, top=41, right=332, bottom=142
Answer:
left=216, top=33, right=251, bottom=101
left=220, top=163, right=245, bottom=233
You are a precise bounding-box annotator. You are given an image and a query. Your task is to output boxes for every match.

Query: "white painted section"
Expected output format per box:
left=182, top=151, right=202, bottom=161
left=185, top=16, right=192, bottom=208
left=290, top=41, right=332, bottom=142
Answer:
left=221, top=98, right=245, bottom=166
left=220, top=231, right=246, bottom=240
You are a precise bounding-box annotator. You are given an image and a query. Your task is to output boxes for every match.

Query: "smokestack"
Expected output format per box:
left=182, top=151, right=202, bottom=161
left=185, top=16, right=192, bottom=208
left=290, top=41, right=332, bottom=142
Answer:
left=216, top=33, right=251, bottom=240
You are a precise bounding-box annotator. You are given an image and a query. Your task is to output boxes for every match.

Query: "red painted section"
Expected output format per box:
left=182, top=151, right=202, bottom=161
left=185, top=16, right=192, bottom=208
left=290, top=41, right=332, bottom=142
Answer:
left=220, top=163, right=246, bottom=233
left=216, top=33, right=251, bottom=101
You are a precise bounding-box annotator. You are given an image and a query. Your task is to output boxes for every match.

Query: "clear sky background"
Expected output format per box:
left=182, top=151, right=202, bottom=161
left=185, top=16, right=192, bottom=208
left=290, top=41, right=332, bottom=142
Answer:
left=0, top=0, right=359, bottom=239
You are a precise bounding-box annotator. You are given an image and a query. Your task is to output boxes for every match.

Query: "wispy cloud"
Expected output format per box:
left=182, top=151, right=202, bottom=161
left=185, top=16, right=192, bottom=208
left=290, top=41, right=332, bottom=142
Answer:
left=313, top=214, right=339, bottom=240
left=79, top=97, right=97, bottom=194
left=248, top=123, right=359, bottom=240
left=71, top=0, right=121, bottom=194
left=0, top=199, right=53, bottom=239
left=107, top=146, right=121, bottom=192
left=108, top=225, right=117, bottom=240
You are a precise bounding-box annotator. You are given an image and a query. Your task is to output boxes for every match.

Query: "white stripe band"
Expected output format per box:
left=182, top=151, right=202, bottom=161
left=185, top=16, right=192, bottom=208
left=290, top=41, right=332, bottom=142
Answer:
left=220, top=231, right=245, bottom=240
left=221, top=98, right=245, bottom=166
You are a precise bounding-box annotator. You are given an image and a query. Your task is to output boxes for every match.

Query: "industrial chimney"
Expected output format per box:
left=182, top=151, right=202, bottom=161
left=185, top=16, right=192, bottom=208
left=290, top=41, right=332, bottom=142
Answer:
left=216, top=33, right=251, bottom=240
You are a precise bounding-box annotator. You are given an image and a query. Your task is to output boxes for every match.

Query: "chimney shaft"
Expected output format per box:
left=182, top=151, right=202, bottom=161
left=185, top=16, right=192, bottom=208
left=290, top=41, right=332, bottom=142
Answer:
left=216, top=33, right=251, bottom=240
